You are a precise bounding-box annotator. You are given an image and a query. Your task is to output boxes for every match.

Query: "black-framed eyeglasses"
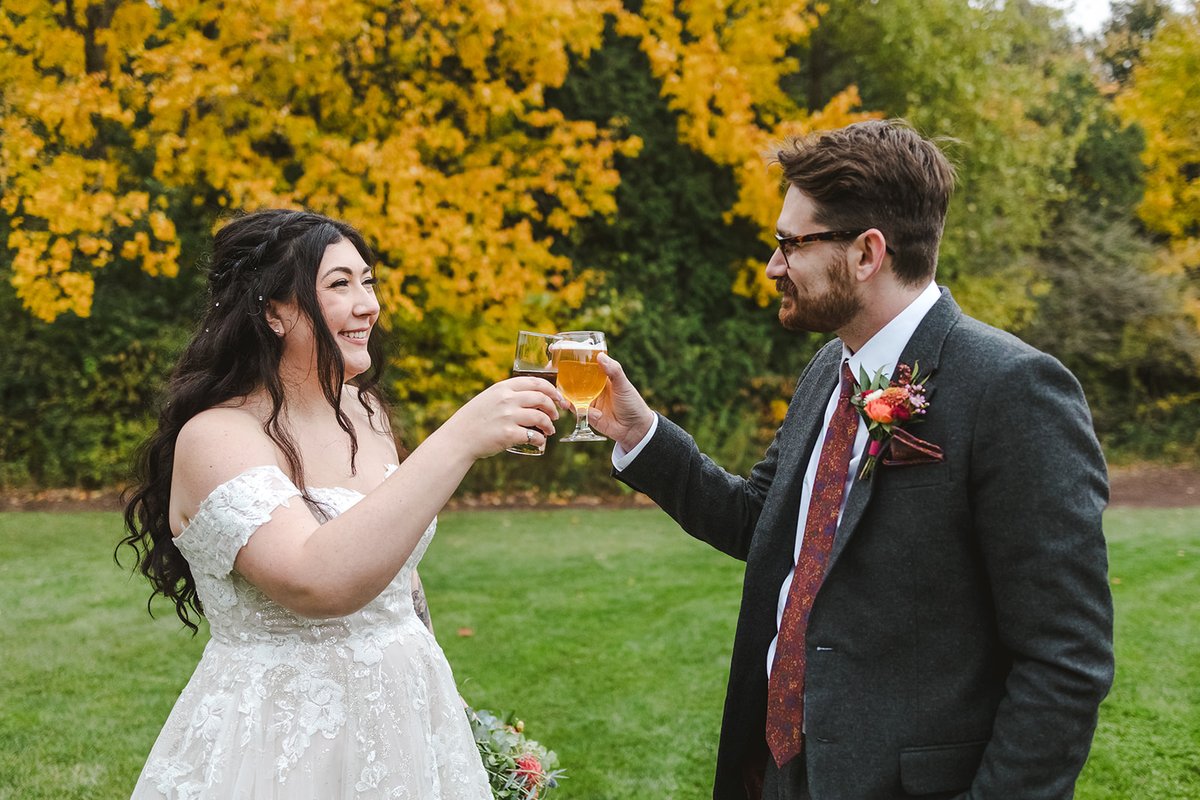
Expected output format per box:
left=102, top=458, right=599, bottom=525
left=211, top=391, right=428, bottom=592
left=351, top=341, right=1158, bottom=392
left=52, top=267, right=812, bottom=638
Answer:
left=774, top=229, right=895, bottom=269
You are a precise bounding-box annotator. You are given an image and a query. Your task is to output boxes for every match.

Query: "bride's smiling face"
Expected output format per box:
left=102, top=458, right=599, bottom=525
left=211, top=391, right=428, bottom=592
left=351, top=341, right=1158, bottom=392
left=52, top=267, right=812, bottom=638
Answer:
left=273, top=239, right=381, bottom=382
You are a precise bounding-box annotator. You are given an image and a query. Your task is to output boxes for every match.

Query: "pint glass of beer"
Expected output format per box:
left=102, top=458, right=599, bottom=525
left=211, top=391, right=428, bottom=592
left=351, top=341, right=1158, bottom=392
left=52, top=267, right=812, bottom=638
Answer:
left=506, top=331, right=560, bottom=456
left=551, top=330, right=608, bottom=443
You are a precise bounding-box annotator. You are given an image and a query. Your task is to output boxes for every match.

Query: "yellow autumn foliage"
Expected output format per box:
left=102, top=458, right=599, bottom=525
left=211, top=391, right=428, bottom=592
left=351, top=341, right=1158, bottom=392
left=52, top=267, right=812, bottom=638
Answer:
left=1, top=0, right=637, bottom=380
left=615, top=0, right=872, bottom=306
left=1115, top=5, right=1200, bottom=328
left=0, top=1, right=177, bottom=321
left=2, top=0, right=869, bottom=415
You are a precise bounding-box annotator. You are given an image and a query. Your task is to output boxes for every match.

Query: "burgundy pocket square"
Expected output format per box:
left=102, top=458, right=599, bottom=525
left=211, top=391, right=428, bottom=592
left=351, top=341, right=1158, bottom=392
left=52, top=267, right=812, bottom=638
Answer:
left=881, top=427, right=944, bottom=466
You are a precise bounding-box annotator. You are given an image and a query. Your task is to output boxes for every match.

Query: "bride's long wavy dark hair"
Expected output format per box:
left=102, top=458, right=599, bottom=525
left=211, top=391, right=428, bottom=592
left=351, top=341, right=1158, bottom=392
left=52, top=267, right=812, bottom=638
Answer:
left=118, top=209, right=390, bottom=632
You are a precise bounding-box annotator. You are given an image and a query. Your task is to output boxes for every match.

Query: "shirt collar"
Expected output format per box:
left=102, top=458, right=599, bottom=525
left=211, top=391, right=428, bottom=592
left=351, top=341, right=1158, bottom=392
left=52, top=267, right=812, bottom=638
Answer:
left=842, top=281, right=941, bottom=381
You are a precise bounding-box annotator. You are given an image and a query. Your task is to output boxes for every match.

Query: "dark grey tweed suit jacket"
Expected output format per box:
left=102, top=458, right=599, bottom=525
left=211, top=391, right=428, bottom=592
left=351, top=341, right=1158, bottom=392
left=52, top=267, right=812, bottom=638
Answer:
left=616, top=289, right=1113, bottom=800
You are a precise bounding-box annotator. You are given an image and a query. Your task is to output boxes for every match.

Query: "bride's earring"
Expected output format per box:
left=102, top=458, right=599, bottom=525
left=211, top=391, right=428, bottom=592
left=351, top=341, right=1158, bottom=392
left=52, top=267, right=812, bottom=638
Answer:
left=264, top=300, right=290, bottom=339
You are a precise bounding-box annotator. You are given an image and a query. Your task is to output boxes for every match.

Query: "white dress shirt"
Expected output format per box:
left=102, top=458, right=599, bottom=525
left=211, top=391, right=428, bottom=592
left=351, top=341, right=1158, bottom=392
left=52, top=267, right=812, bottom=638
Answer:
left=765, top=281, right=941, bottom=676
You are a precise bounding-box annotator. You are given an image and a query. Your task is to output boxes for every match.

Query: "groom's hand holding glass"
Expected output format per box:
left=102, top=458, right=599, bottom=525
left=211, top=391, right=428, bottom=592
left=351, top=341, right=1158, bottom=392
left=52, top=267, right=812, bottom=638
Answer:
left=586, top=353, right=656, bottom=454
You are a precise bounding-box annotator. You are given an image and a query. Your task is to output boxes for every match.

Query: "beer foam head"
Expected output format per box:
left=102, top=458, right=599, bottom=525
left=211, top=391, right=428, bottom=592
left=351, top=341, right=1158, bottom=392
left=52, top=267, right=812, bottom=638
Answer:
left=549, top=338, right=604, bottom=351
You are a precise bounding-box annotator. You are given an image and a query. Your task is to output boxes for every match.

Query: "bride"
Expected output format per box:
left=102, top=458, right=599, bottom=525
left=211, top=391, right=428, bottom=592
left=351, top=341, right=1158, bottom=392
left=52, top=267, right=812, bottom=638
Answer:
left=119, top=209, right=562, bottom=798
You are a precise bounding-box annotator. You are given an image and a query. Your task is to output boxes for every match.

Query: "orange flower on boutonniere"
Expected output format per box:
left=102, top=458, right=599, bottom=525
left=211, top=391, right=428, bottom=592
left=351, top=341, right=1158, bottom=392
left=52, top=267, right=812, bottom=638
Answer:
left=850, top=362, right=930, bottom=480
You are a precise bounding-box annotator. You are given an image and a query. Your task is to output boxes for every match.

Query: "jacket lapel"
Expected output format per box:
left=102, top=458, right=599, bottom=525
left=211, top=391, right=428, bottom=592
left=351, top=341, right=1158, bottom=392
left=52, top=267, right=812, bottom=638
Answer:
left=749, top=342, right=842, bottom=598
left=776, top=345, right=842, bottom=496
left=827, top=288, right=962, bottom=569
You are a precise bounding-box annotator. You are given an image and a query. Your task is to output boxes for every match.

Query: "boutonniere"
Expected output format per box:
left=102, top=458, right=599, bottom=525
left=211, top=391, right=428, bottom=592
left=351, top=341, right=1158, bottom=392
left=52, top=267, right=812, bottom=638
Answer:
left=850, top=361, right=930, bottom=480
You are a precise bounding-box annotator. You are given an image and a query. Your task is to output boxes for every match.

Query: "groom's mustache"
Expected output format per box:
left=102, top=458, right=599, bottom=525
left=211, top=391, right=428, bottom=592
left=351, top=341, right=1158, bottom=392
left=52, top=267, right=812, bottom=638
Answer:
left=776, top=276, right=796, bottom=296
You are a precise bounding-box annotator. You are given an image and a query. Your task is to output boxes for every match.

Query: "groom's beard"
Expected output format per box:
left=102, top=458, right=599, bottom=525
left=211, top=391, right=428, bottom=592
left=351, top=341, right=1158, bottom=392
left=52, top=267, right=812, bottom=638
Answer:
left=777, top=252, right=862, bottom=334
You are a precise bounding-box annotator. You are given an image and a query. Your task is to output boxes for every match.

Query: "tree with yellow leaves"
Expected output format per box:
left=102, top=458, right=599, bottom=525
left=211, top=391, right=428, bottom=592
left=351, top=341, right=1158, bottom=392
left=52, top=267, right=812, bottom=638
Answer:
left=2, top=0, right=865, bottom=455
left=614, top=0, right=870, bottom=305
left=1, top=0, right=646, bottom=432
left=1116, top=2, right=1200, bottom=327
left=0, top=0, right=180, bottom=321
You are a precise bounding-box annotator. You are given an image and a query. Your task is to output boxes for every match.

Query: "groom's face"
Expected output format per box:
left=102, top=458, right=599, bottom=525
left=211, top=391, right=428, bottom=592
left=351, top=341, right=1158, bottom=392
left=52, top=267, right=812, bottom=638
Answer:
left=766, top=186, right=862, bottom=334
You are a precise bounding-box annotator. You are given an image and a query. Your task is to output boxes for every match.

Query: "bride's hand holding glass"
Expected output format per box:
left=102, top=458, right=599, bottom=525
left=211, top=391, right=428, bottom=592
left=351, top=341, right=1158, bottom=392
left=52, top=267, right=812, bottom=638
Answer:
left=507, top=331, right=561, bottom=456
left=441, top=377, right=563, bottom=459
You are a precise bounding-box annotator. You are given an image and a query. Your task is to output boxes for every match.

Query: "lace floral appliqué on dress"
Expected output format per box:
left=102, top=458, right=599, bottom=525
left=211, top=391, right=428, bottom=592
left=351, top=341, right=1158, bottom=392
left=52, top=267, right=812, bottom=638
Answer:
left=130, top=465, right=491, bottom=800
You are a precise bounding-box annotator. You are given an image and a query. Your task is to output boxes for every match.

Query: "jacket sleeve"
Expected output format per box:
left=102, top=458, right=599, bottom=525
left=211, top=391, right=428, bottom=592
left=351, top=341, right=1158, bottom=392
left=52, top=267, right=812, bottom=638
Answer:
left=965, top=349, right=1114, bottom=799
left=614, top=412, right=780, bottom=561
left=615, top=345, right=834, bottom=561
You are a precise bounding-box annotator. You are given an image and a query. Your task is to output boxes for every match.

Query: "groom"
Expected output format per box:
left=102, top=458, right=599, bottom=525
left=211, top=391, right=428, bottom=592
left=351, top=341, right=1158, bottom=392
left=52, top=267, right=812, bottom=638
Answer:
left=590, top=120, right=1113, bottom=800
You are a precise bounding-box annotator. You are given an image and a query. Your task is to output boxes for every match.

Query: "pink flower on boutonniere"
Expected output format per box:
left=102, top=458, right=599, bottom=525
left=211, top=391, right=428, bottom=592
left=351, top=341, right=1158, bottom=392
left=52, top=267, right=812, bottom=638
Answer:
left=850, top=361, right=930, bottom=480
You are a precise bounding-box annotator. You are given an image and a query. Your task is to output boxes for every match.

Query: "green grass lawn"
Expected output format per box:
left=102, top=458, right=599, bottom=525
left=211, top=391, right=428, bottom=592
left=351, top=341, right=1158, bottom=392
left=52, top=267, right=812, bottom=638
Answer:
left=0, top=507, right=1196, bottom=799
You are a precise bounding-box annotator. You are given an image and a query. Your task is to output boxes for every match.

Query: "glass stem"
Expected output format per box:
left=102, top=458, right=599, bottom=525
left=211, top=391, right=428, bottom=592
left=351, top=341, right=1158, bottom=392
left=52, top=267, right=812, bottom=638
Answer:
left=573, top=404, right=592, bottom=435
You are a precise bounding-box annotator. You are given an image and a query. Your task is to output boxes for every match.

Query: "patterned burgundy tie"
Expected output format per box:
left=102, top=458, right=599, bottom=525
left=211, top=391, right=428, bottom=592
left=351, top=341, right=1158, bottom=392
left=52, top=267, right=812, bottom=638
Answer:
left=766, top=361, right=860, bottom=767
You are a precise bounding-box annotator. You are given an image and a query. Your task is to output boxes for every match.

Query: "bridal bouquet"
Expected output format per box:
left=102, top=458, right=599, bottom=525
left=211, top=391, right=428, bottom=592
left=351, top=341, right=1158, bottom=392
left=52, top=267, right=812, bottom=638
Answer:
left=466, top=707, right=564, bottom=799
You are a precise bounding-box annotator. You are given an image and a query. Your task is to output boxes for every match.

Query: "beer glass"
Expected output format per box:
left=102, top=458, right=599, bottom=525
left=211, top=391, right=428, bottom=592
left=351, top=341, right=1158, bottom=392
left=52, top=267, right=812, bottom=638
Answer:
left=552, top=330, right=608, bottom=443
left=506, top=331, right=560, bottom=456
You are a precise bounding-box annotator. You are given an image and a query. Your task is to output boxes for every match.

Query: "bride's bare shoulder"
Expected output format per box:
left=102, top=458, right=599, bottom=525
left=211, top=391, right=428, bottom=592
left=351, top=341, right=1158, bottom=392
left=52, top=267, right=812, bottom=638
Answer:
left=174, top=406, right=280, bottom=499
left=178, top=404, right=267, bottom=447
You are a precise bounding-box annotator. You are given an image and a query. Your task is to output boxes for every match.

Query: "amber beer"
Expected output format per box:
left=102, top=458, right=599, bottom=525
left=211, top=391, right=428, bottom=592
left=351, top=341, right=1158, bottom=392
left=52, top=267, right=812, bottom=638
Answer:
left=552, top=344, right=607, bottom=406
left=552, top=331, right=609, bottom=442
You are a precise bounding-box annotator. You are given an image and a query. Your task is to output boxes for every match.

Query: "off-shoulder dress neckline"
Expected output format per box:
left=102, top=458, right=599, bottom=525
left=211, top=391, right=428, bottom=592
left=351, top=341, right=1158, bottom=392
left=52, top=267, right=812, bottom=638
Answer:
left=175, top=463, right=399, bottom=540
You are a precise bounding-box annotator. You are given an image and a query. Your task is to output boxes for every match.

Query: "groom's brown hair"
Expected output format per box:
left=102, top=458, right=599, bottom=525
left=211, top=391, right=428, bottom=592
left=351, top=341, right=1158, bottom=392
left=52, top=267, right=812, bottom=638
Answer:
left=773, top=119, right=956, bottom=286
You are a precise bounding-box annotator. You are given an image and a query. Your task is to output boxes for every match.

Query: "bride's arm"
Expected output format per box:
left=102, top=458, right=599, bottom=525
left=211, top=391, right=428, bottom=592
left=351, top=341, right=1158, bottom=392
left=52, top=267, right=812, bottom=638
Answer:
left=172, top=378, right=560, bottom=618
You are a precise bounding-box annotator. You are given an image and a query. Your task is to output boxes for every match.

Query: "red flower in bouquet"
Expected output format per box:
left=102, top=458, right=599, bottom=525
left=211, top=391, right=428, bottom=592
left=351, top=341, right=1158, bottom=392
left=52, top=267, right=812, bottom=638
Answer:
left=514, top=754, right=544, bottom=794
left=851, top=362, right=930, bottom=479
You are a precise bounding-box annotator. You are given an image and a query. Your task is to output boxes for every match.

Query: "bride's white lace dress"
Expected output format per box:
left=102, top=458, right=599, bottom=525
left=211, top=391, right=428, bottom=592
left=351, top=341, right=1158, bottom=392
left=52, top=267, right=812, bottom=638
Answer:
left=130, top=465, right=491, bottom=799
